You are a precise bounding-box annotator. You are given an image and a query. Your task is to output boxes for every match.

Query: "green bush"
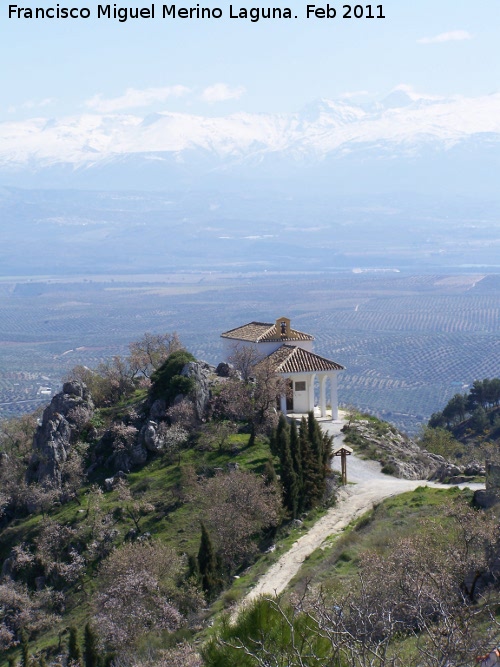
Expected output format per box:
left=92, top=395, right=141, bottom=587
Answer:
left=150, top=350, right=196, bottom=402
left=202, top=597, right=331, bottom=666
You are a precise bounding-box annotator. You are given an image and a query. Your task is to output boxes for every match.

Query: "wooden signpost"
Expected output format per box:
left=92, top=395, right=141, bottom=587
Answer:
left=333, top=444, right=353, bottom=485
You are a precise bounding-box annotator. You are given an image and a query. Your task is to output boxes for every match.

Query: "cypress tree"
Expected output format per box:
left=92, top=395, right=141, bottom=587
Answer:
left=263, top=457, right=278, bottom=487
left=198, top=522, right=219, bottom=599
left=322, top=430, right=334, bottom=469
left=271, top=415, right=299, bottom=517
left=307, top=411, right=324, bottom=462
left=103, top=653, right=115, bottom=667
left=280, top=441, right=299, bottom=519
left=289, top=419, right=303, bottom=492
left=20, top=629, right=29, bottom=667
left=68, top=626, right=82, bottom=666
left=83, top=623, right=100, bottom=667
left=187, top=553, right=201, bottom=582
left=274, top=413, right=289, bottom=460
left=298, top=414, right=323, bottom=510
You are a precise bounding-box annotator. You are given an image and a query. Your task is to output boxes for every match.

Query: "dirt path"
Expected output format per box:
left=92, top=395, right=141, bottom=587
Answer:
left=238, top=414, right=484, bottom=611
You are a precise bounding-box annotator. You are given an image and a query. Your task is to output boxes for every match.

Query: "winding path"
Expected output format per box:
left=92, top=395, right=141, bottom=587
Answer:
left=239, top=415, right=484, bottom=610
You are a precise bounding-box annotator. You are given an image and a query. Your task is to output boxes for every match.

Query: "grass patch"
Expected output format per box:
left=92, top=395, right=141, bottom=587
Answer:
left=0, top=429, right=280, bottom=665
left=285, top=486, right=473, bottom=598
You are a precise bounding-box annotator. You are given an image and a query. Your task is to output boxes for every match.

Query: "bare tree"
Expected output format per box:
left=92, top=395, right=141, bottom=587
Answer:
left=93, top=541, right=191, bottom=649
left=251, top=356, right=288, bottom=432
left=197, top=469, right=281, bottom=571
left=214, top=356, right=286, bottom=434
left=60, top=444, right=88, bottom=504
left=0, top=412, right=39, bottom=512
left=228, top=343, right=262, bottom=383
left=0, top=580, right=60, bottom=651
left=128, top=332, right=183, bottom=379
left=166, top=398, right=198, bottom=430
left=116, top=479, right=155, bottom=534
left=196, top=420, right=235, bottom=452
left=34, top=519, right=85, bottom=588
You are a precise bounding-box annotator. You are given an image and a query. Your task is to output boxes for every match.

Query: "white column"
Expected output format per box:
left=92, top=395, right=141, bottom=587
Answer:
left=330, top=372, right=338, bottom=420
left=280, top=393, right=287, bottom=414
left=308, top=373, right=315, bottom=412
left=320, top=375, right=327, bottom=417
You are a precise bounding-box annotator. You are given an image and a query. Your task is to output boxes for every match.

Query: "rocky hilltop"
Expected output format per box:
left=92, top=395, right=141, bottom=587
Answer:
left=26, top=360, right=221, bottom=488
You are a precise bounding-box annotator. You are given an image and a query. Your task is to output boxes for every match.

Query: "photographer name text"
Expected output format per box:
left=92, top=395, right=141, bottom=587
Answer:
left=7, top=3, right=386, bottom=22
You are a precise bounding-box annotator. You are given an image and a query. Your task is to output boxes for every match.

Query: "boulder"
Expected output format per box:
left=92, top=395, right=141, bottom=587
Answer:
left=106, top=449, right=133, bottom=474
left=429, top=463, right=463, bottom=482
left=448, top=475, right=471, bottom=484
left=464, top=461, right=486, bottom=477
left=180, top=360, right=215, bottom=420
left=98, top=422, right=147, bottom=474
left=140, top=420, right=160, bottom=453
left=104, top=471, right=127, bottom=491
left=216, top=362, right=232, bottom=377
left=130, top=443, right=148, bottom=466
left=62, top=380, right=89, bottom=399
left=150, top=398, right=167, bottom=420
left=473, top=489, right=500, bottom=509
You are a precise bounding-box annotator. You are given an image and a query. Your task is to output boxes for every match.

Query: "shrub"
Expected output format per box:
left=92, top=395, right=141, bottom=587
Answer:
left=150, top=350, right=196, bottom=402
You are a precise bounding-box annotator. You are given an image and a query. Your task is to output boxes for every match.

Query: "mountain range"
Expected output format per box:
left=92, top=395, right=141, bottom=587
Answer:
left=2, top=91, right=500, bottom=194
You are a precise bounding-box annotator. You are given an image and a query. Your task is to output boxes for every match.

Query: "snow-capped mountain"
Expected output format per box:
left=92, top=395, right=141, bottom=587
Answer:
left=1, top=91, right=500, bottom=193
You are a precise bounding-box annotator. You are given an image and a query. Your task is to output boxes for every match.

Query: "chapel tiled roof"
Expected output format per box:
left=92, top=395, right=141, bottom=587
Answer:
left=264, top=345, right=345, bottom=374
left=221, top=321, right=314, bottom=343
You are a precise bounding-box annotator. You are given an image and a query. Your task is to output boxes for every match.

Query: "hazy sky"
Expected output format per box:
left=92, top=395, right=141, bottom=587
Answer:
left=2, top=0, right=500, bottom=120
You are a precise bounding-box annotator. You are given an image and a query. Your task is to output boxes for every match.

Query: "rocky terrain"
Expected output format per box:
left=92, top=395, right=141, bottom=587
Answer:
left=25, top=359, right=224, bottom=489
left=26, top=380, right=94, bottom=487
left=342, top=417, right=486, bottom=482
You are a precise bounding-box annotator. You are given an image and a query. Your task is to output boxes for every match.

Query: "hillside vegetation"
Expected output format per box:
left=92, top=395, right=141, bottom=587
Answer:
left=1, top=335, right=499, bottom=666
left=204, top=486, right=500, bottom=667
left=0, top=334, right=337, bottom=666
left=422, top=378, right=500, bottom=464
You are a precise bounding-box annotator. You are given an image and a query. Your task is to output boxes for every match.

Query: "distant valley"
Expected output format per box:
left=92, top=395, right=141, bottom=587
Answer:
left=0, top=269, right=498, bottom=435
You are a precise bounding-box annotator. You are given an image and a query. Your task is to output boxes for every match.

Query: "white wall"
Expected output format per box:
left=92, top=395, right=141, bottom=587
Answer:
left=291, top=373, right=312, bottom=412
left=222, top=337, right=313, bottom=362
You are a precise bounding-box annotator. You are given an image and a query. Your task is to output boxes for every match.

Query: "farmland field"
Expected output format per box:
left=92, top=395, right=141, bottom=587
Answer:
left=0, top=271, right=498, bottom=434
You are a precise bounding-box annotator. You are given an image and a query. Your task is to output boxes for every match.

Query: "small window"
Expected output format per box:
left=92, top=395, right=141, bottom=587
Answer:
left=295, top=381, right=306, bottom=392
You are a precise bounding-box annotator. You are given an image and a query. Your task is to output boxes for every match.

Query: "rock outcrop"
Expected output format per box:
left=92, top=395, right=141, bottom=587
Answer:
left=180, top=360, right=215, bottom=420
left=344, top=419, right=446, bottom=480
left=140, top=420, right=161, bottom=453
left=26, top=381, right=93, bottom=487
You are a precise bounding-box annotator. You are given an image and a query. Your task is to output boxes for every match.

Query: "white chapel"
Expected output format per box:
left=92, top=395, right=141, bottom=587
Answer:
left=221, top=316, right=344, bottom=421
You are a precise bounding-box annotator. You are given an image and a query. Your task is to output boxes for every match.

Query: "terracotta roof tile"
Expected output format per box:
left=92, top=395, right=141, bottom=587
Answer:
left=221, top=321, right=314, bottom=343
left=221, top=322, right=275, bottom=342
left=264, top=345, right=345, bottom=374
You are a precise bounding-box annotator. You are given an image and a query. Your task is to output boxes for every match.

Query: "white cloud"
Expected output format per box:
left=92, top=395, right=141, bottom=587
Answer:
left=201, top=83, right=246, bottom=103
left=85, top=85, right=191, bottom=113
left=417, top=30, right=473, bottom=45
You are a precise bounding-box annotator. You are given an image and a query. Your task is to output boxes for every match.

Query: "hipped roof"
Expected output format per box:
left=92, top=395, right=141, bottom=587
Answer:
left=262, top=345, right=345, bottom=374
left=221, top=321, right=314, bottom=343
